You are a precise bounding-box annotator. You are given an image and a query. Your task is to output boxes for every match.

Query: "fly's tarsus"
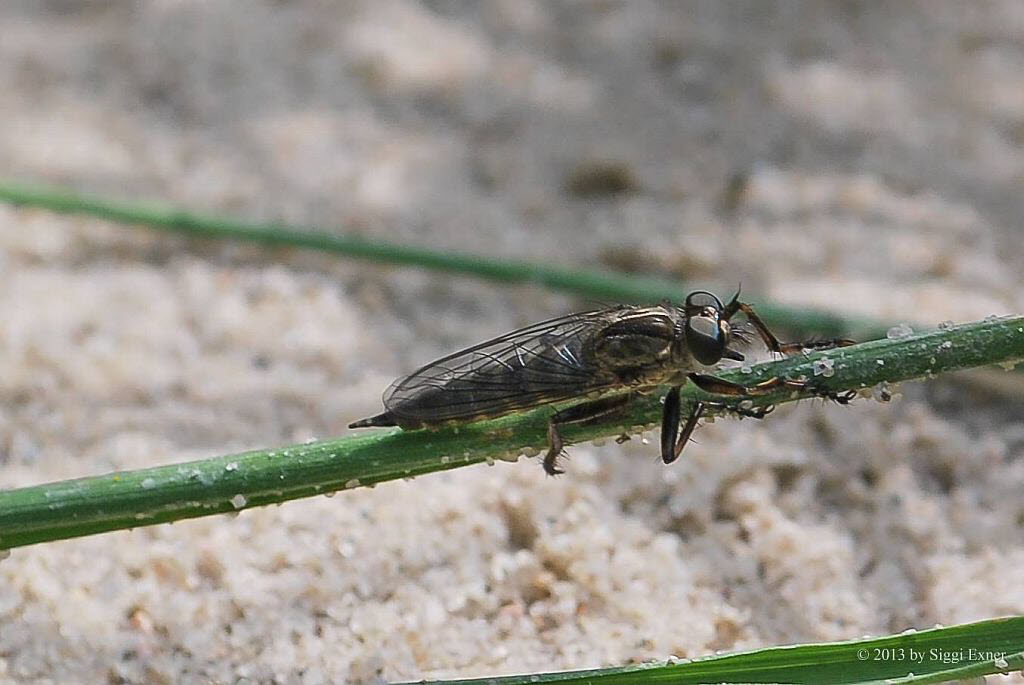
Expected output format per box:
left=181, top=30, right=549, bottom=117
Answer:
left=786, top=380, right=859, bottom=405
left=713, top=401, right=775, bottom=420
left=350, top=291, right=860, bottom=474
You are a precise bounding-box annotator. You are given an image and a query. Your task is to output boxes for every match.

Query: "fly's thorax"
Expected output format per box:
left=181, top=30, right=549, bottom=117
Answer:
left=588, top=306, right=679, bottom=371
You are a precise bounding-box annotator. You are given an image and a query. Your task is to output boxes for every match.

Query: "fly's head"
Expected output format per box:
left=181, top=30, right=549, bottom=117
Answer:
left=678, top=291, right=744, bottom=366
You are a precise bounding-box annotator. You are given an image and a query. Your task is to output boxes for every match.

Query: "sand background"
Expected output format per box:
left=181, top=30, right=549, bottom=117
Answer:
left=2, top=2, right=1024, bottom=683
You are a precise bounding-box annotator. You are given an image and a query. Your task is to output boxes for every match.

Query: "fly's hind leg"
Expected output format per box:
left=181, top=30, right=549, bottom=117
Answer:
left=542, top=393, right=632, bottom=476
left=722, top=292, right=855, bottom=355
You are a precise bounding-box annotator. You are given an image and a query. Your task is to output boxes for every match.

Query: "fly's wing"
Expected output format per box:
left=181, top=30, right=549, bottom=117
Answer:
left=383, top=310, right=624, bottom=424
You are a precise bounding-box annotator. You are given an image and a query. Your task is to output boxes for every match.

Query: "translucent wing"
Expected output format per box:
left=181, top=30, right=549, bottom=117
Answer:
left=383, top=309, right=625, bottom=424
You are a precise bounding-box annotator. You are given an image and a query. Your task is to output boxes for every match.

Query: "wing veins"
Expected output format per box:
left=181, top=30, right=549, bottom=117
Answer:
left=383, top=307, right=633, bottom=420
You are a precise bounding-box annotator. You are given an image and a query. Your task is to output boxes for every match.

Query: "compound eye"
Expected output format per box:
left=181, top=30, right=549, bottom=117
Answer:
left=684, top=290, right=724, bottom=313
left=685, top=313, right=726, bottom=365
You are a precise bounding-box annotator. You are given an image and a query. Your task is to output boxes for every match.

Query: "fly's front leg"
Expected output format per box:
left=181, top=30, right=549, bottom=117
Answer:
left=542, top=393, right=633, bottom=476
left=717, top=293, right=857, bottom=403
left=723, top=293, right=854, bottom=355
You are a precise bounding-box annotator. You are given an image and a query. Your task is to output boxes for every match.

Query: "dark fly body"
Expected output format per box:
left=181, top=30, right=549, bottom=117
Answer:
left=350, top=291, right=854, bottom=475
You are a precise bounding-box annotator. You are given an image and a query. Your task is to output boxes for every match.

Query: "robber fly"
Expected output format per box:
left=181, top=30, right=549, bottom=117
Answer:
left=350, top=291, right=854, bottom=475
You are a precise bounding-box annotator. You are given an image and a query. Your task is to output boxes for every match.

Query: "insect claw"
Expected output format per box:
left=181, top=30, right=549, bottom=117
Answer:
left=543, top=449, right=568, bottom=476
left=835, top=389, right=858, bottom=404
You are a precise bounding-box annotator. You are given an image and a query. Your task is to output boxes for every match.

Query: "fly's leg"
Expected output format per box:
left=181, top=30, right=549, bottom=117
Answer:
left=662, top=387, right=704, bottom=465
left=717, top=293, right=857, bottom=403
left=670, top=400, right=714, bottom=463
left=543, top=421, right=566, bottom=476
left=711, top=400, right=775, bottom=420
left=661, top=387, right=682, bottom=463
left=722, top=293, right=854, bottom=355
left=779, top=378, right=859, bottom=405
left=687, top=372, right=792, bottom=397
left=662, top=385, right=776, bottom=465
left=542, top=393, right=633, bottom=476
left=671, top=362, right=859, bottom=465
left=667, top=373, right=787, bottom=463
left=688, top=371, right=854, bottom=405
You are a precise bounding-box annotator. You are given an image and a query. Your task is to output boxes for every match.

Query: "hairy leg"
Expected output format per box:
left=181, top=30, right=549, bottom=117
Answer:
left=663, top=391, right=775, bottom=465
left=722, top=293, right=854, bottom=356
left=542, top=393, right=633, bottom=475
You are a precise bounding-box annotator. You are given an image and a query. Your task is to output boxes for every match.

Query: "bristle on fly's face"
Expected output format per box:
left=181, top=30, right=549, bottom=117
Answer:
left=730, top=326, right=755, bottom=345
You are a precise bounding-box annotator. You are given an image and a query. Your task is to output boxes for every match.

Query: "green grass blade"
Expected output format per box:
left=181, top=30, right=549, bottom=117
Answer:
left=0, top=315, right=1020, bottom=550
left=0, top=181, right=882, bottom=339
left=407, top=616, right=1024, bottom=684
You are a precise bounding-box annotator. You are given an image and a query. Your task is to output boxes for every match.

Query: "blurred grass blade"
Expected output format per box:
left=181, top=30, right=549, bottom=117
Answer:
left=409, top=616, right=1024, bottom=684
left=0, top=181, right=883, bottom=339
left=0, top=315, right=1020, bottom=550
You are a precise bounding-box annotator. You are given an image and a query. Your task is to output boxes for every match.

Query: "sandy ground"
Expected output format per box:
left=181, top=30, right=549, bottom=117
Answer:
left=1, top=2, right=1024, bottom=683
